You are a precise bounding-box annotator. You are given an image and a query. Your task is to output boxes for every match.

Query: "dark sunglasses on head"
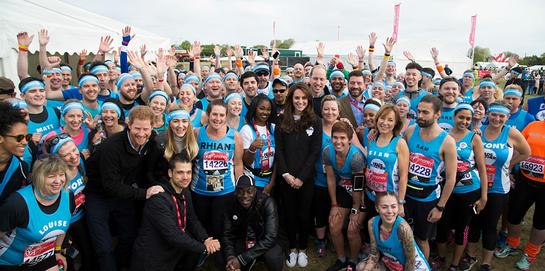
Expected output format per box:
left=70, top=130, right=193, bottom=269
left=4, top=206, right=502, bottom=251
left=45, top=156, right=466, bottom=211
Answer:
left=47, top=133, right=71, bottom=152
left=273, top=88, right=287, bottom=94
left=4, top=134, right=32, bottom=143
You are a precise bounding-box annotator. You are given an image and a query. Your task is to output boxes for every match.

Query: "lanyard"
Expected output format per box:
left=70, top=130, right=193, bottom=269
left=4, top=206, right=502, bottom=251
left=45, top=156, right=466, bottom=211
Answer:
left=171, top=195, right=187, bottom=232
left=253, top=123, right=271, bottom=157
left=349, top=96, right=364, bottom=113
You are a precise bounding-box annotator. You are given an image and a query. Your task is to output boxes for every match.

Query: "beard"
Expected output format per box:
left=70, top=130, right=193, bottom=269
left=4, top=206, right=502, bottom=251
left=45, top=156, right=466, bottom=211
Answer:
left=417, top=118, right=434, bottom=128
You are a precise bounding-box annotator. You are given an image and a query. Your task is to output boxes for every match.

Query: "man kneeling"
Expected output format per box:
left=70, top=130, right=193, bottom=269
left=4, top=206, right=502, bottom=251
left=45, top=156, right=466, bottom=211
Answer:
left=223, top=175, right=283, bottom=271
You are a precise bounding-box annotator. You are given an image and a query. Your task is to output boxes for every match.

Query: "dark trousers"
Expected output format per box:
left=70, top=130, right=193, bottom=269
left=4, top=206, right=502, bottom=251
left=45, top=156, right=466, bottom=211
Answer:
left=86, top=193, right=138, bottom=271
left=231, top=241, right=284, bottom=271
left=280, top=179, right=314, bottom=250
left=468, top=193, right=508, bottom=250
left=69, top=217, right=98, bottom=271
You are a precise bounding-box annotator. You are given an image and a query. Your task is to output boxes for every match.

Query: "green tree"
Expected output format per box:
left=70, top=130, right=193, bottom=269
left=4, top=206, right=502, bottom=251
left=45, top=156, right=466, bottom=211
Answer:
left=179, top=40, right=192, bottom=50
left=473, top=46, right=491, bottom=63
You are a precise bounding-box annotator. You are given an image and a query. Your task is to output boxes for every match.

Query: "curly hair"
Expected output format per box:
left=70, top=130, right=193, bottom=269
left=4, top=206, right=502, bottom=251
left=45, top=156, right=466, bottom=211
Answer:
left=0, top=102, right=27, bottom=136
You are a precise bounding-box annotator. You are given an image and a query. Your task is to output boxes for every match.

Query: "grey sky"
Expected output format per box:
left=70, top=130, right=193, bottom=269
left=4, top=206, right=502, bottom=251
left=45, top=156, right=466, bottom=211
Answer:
left=61, top=0, right=545, bottom=56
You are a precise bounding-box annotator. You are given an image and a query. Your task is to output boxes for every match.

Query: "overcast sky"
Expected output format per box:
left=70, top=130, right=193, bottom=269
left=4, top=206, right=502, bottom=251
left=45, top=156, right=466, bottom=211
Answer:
left=61, top=0, right=545, bottom=56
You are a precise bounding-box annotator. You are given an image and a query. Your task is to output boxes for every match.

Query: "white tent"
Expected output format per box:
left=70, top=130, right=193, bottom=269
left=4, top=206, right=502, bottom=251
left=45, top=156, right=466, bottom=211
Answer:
left=0, top=0, right=171, bottom=84
left=293, top=39, right=473, bottom=78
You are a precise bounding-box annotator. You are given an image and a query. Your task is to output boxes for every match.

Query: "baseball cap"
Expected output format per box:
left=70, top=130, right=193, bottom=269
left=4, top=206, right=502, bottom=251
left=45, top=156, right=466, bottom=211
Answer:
left=236, top=175, right=255, bottom=189
left=273, top=78, right=288, bottom=88
left=252, top=63, right=270, bottom=74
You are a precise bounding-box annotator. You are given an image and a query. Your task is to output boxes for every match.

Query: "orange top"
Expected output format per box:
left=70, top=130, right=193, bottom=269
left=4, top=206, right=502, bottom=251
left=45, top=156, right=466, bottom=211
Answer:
left=521, top=121, right=545, bottom=183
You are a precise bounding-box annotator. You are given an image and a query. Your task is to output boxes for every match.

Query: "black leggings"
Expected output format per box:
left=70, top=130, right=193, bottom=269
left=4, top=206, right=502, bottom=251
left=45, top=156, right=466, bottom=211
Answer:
left=191, top=192, right=234, bottom=268
left=280, top=179, right=314, bottom=250
left=69, top=217, right=98, bottom=271
left=313, top=186, right=330, bottom=228
left=436, top=189, right=480, bottom=245
left=508, top=175, right=545, bottom=230
left=468, top=193, right=508, bottom=250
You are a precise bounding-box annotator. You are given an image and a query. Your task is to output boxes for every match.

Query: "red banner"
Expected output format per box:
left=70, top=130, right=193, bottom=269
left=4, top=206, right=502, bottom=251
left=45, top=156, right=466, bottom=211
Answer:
left=469, top=15, right=477, bottom=48
left=391, top=4, right=401, bottom=42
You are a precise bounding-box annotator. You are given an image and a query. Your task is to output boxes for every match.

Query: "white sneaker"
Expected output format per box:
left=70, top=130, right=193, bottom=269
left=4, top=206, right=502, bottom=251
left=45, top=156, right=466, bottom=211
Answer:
left=297, top=251, right=308, bottom=267
left=286, top=251, right=297, bottom=268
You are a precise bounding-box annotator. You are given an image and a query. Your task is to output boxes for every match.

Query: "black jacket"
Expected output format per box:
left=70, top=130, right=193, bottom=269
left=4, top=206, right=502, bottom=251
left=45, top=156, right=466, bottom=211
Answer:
left=131, top=182, right=208, bottom=271
left=222, top=191, right=279, bottom=266
left=145, top=132, right=170, bottom=185
left=84, top=128, right=158, bottom=200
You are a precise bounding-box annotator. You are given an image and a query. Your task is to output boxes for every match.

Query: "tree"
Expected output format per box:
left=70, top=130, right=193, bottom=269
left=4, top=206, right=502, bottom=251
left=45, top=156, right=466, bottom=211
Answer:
left=270, top=39, right=295, bottom=49
left=179, top=40, right=192, bottom=51
left=519, top=53, right=545, bottom=66
left=473, top=46, right=491, bottom=63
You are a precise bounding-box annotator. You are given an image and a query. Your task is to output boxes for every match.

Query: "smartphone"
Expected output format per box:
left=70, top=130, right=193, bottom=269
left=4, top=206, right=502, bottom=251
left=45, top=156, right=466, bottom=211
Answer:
left=272, top=51, right=280, bottom=60
left=353, top=175, right=364, bottom=191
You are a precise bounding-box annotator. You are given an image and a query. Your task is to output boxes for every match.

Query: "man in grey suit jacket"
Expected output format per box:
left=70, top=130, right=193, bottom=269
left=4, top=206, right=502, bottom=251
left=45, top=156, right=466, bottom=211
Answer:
left=339, top=70, right=367, bottom=129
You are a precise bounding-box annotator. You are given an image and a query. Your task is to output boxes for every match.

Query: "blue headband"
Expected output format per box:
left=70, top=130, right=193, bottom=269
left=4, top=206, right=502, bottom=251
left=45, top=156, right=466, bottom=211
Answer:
left=149, top=91, right=169, bottom=103
left=167, top=110, right=190, bottom=122
left=224, top=73, right=239, bottom=81
left=329, top=70, right=345, bottom=80
left=205, top=74, right=222, bottom=84
left=60, top=66, right=72, bottom=72
left=396, top=96, right=411, bottom=106
left=454, top=103, right=474, bottom=115
left=479, top=81, right=496, bottom=88
left=78, top=75, right=99, bottom=88
left=392, top=81, right=405, bottom=90
left=51, top=68, right=62, bottom=74
left=361, top=70, right=372, bottom=76
left=51, top=136, right=74, bottom=154
left=21, top=80, right=45, bottom=94
left=364, top=103, right=381, bottom=112
left=90, top=65, right=109, bottom=74
left=224, top=93, right=242, bottom=103
left=184, top=75, right=200, bottom=84
left=372, top=82, right=385, bottom=89
left=421, top=71, right=433, bottom=78
left=177, top=72, right=186, bottom=79
left=9, top=99, right=27, bottom=109
left=433, top=78, right=442, bottom=85
left=489, top=105, right=510, bottom=116
left=116, top=73, right=134, bottom=89
left=116, top=67, right=121, bottom=72
left=104, top=60, right=114, bottom=65
left=463, top=72, right=475, bottom=79
left=180, top=83, right=196, bottom=94
left=131, top=72, right=142, bottom=79
left=101, top=102, right=121, bottom=117
left=387, top=61, right=396, bottom=66
left=62, top=102, right=85, bottom=117
left=503, top=89, right=522, bottom=97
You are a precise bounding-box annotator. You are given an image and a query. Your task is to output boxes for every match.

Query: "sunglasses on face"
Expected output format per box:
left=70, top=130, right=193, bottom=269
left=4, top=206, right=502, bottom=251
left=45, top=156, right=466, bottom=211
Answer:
left=256, top=72, right=270, bottom=77
left=3, top=134, right=32, bottom=143
left=273, top=88, right=287, bottom=94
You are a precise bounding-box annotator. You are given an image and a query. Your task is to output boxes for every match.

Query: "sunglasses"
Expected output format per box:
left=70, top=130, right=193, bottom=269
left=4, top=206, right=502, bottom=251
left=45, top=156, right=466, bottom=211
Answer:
left=47, top=133, right=71, bottom=152
left=273, top=88, right=287, bottom=94
left=256, top=72, right=270, bottom=77
left=4, top=134, right=32, bottom=143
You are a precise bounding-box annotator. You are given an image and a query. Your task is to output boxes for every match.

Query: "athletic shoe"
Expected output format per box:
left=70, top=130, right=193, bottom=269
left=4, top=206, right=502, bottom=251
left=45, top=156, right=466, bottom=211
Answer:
left=459, top=254, right=478, bottom=271
left=494, top=246, right=520, bottom=258
left=430, top=256, right=446, bottom=271
left=516, top=253, right=537, bottom=270
left=315, top=239, right=326, bottom=257
left=326, top=259, right=347, bottom=271
left=447, top=265, right=458, bottom=271
left=286, top=251, right=297, bottom=268
left=496, top=230, right=508, bottom=248
left=479, top=264, right=491, bottom=271
left=297, top=251, right=308, bottom=268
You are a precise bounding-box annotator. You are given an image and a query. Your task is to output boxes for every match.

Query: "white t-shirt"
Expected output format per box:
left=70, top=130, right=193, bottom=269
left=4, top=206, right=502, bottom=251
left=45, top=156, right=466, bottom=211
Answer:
left=239, top=123, right=276, bottom=172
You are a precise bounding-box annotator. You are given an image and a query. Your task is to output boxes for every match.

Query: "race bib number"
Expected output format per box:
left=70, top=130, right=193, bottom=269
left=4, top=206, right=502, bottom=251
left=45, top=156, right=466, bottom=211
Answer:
left=366, top=169, right=388, bottom=192
left=23, top=238, right=55, bottom=266
left=381, top=253, right=403, bottom=271
left=75, top=191, right=86, bottom=210
left=409, top=153, right=434, bottom=183
left=203, top=151, right=228, bottom=171
left=456, top=161, right=473, bottom=185
left=339, top=179, right=353, bottom=195
left=485, top=164, right=496, bottom=188
left=521, top=156, right=545, bottom=178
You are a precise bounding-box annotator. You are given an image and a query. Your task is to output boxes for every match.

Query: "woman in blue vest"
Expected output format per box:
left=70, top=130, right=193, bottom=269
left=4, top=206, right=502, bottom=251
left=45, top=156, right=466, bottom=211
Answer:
left=54, top=101, right=91, bottom=158
left=148, top=91, right=170, bottom=133
left=463, top=101, right=530, bottom=271
left=225, top=93, right=246, bottom=131
left=325, top=121, right=366, bottom=271
left=0, top=155, right=74, bottom=270
left=191, top=99, right=243, bottom=267
left=44, top=133, right=97, bottom=270
left=0, top=102, right=30, bottom=202
left=396, top=96, right=413, bottom=135
left=433, top=104, right=488, bottom=271
left=356, top=192, right=430, bottom=271
left=360, top=99, right=382, bottom=148
left=88, top=99, right=125, bottom=151
left=240, top=94, right=276, bottom=193
left=177, top=83, right=207, bottom=128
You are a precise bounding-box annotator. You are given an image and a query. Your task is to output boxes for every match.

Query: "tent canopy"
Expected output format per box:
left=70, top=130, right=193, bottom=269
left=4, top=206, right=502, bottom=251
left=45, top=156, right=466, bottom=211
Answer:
left=0, top=0, right=171, bottom=82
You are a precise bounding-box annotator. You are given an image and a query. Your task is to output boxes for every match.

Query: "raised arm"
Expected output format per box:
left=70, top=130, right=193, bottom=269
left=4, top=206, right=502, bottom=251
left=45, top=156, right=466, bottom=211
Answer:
left=234, top=45, right=244, bottom=75
left=38, top=29, right=51, bottom=71
left=16, top=32, right=34, bottom=80
left=374, top=37, right=396, bottom=82
left=430, top=48, right=448, bottom=78
left=120, top=26, right=135, bottom=73
left=191, top=41, right=202, bottom=80
left=367, top=32, right=377, bottom=71
left=77, top=49, right=88, bottom=78
left=214, top=45, right=222, bottom=68
left=356, top=45, right=366, bottom=71
left=127, top=50, right=154, bottom=99
left=316, top=42, right=325, bottom=66
left=225, top=46, right=234, bottom=72
left=93, top=36, right=114, bottom=62
left=493, top=55, right=518, bottom=83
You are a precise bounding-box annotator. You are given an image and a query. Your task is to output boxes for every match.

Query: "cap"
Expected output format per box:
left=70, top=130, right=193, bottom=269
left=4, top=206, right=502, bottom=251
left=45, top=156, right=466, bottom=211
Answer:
left=236, top=175, right=255, bottom=189
left=0, top=77, right=15, bottom=94
left=253, top=63, right=270, bottom=74
left=273, top=78, right=288, bottom=88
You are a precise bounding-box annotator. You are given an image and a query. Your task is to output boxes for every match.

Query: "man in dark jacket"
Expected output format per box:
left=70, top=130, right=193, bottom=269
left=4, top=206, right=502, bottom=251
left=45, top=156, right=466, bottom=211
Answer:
left=131, top=152, right=220, bottom=271
left=84, top=105, right=165, bottom=270
left=223, top=175, right=282, bottom=271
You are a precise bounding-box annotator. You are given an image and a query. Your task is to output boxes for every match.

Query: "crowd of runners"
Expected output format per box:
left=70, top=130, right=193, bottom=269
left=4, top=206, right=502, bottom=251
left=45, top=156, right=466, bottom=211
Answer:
left=0, top=26, right=544, bottom=271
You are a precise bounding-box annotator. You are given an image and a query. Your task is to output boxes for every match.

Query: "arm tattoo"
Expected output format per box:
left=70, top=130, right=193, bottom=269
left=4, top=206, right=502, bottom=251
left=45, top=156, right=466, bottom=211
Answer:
left=398, top=222, right=416, bottom=271
left=365, top=218, right=380, bottom=269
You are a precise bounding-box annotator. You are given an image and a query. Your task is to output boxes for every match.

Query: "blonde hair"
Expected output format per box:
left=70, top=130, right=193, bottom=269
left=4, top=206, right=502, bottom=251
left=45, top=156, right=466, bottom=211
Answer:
left=32, top=155, right=69, bottom=193
left=164, top=104, right=199, bottom=161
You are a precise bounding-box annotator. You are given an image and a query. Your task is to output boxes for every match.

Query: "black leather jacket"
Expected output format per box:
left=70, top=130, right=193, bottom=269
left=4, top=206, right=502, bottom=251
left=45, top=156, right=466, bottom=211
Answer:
left=222, top=191, right=279, bottom=266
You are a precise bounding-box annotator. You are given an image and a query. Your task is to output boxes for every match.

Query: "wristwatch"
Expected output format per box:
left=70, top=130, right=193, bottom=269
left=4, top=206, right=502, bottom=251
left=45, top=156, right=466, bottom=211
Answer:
left=350, top=208, right=359, bottom=215
left=398, top=199, right=406, bottom=205
left=435, top=205, right=445, bottom=212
